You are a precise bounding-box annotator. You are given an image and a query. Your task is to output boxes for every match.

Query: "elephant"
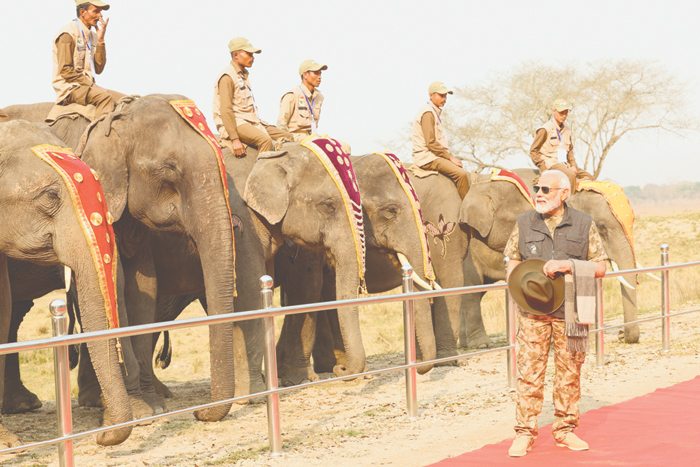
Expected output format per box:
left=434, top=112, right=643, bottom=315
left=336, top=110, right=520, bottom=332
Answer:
left=0, top=121, right=132, bottom=446
left=3, top=95, right=238, bottom=422
left=273, top=152, right=439, bottom=386
left=89, top=140, right=370, bottom=405
left=459, top=168, right=639, bottom=348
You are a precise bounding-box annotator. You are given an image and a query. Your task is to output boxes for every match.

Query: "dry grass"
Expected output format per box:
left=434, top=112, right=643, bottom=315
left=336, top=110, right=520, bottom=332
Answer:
left=15, top=210, right=700, bottom=397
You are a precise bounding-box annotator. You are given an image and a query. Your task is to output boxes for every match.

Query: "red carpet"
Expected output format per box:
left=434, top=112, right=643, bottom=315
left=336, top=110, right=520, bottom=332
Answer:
left=428, top=376, right=700, bottom=467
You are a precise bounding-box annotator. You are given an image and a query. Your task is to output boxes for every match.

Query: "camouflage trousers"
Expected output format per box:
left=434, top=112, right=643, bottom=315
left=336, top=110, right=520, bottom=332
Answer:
left=514, top=313, right=586, bottom=441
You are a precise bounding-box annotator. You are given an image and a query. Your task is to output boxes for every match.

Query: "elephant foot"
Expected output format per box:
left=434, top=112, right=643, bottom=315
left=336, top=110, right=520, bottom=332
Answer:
left=129, top=396, right=155, bottom=426
left=78, top=385, right=104, bottom=408
left=141, top=392, right=167, bottom=415
left=0, top=426, right=22, bottom=449
left=279, top=365, right=320, bottom=388
left=3, top=383, right=42, bottom=414
left=622, top=324, right=640, bottom=344
left=466, top=331, right=494, bottom=350
left=152, top=375, right=175, bottom=399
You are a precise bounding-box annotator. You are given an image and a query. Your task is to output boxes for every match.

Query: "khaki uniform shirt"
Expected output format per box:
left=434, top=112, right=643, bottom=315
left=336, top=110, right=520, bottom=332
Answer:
left=412, top=103, right=450, bottom=167
left=504, top=214, right=607, bottom=263
left=212, top=60, right=266, bottom=141
left=277, top=85, right=324, bottom=142
left=52, top=20, right=106, bottom=104
left=529, top=119, right=575, bottom=170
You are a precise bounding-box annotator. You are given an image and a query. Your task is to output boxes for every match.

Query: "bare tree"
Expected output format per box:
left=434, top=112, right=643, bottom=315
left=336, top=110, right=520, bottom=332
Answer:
left=444, top=60, right=697, bottom=177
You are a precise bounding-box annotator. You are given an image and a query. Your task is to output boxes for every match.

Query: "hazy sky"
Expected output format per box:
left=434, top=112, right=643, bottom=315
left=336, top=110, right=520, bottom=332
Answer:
left=2, top=0, right=698, bottom=187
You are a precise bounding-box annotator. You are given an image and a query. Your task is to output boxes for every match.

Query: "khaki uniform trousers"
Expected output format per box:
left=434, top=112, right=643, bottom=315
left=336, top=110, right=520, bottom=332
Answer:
left=547, top=162, right=593, bottom=192
left=0, top=108, right=9, bottom=122
left=237, top=123, right=293, bottom=153
left=65, top=85, right=127, bottom=119
left=515, top=313, right=586, bottom=442
left=421, top=157, right=470, bottom=199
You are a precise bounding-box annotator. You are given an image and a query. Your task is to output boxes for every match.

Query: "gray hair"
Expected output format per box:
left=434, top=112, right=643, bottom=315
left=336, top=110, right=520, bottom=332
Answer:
left=541, top=169, right=571, bottom=192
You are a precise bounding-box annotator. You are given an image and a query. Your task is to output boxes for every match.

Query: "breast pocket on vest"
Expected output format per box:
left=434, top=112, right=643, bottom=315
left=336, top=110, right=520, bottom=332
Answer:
left=564, top=233, right=587, bottom=259
left=523, top=231, right=546, bottom=257
left=75, top=46, right=86, bottom=72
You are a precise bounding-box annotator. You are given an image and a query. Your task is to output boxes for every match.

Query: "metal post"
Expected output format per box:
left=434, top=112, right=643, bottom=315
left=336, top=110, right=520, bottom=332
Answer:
left=595, top=278, right=605, bottom=366
left=661, top=244, right=671, bottom=352
left=51, top=299, right=73, bottom=467
left=260, top=276, right=282, bottom=456
left=504, top=257, right=517, bottom=389
left=401, top=264, right=418, bottom=419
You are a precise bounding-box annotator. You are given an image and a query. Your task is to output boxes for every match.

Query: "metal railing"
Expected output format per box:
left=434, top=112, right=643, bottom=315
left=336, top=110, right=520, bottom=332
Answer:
left=1, top=245, right=699, bottom=464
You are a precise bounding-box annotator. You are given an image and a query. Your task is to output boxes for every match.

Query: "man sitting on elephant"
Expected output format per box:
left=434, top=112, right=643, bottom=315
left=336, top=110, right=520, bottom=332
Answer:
left=411, top=81, right=470, bottom=199
left=277, top=59, right=352, bottom=154
left=530, top=99, right=593, bottom=191
left=212, top=37, right=292, bottom=157
left=504, top=169, right=607, bottom=457
left=52, top=1, right=126, bottom=120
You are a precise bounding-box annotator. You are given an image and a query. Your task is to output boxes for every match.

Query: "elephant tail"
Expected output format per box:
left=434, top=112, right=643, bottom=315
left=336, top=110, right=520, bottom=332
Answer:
left=155, top=331, right=172, bottom=369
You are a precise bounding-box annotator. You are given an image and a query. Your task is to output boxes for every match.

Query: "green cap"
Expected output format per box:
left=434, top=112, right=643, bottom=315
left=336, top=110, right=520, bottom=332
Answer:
left=428, top=81, right=453, bottom=95
left=75, top=0, right=110, bottom=10
left=552, top=99, right=572, bottom=112
left=228, top=37, right=262, bottom=54
left=299, top=60, right=328, bottom=76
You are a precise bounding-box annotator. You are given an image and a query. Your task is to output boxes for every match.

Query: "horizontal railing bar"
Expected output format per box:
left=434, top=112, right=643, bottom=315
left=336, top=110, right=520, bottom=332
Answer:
left=604, top=261, right=700, bottom=277
left=588, top=307, right=700, bottom=334
left=0, top=342, right=515, bottom=456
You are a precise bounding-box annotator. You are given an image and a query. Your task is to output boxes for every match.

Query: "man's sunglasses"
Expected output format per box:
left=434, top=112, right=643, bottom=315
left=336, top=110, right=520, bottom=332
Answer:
left=533, top=185, right=564, bottom=195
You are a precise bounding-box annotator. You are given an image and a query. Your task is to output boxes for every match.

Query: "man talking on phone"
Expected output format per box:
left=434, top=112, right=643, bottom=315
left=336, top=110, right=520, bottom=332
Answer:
left=52, top=1, right=125, bottom=120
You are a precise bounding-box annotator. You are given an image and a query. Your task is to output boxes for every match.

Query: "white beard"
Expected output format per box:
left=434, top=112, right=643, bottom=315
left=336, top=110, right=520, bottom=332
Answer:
left=535, top=198, right=559, bottom=214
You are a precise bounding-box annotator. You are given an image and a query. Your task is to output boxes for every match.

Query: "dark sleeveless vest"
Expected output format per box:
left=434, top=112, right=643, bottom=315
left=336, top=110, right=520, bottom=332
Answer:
left=515, top=204, right=592, bottom=317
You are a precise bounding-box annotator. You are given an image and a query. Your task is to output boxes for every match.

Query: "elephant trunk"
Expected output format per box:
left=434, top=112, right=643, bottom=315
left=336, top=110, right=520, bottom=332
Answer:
left=332, top=257, right=365, bottom=379
left=187, top=198, right=236, bottom=421
left=72, top=261, right=132, bottom=445
left=608, top=234, right=639, bottom=343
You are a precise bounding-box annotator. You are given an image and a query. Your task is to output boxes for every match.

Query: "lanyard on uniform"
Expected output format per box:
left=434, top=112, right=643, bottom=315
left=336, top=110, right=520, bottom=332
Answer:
left=551, top=118, right=562, bottom=142
left=244, top=80, right=261, bottom=120
left=300, top=86, right=317, bottom=133
left=551, top=118, right=568, bottom=161
left=428, top=102, right=442, bottom=124
left=73, top=18, right=95, bottom=73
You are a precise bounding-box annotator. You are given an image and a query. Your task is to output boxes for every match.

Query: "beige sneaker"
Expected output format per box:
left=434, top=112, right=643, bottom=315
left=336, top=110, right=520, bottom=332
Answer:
left=508, top=437, right=534, bottom=457
left=556, top=432, right=589, bottom=451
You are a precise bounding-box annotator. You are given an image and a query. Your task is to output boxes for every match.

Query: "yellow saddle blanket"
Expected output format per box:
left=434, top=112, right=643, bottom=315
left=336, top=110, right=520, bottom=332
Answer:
left=577, top=180, right=635, bottom=254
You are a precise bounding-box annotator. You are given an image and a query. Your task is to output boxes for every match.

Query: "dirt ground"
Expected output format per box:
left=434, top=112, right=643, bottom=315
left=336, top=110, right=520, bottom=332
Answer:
left=3, top=299, right=700, bottom=467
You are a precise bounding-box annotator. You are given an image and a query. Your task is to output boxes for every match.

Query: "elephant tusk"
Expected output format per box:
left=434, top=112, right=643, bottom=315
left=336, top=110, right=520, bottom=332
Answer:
left=396, top=253, right=436, bottom=290
left=610, top=260, right=636, bottom=290
left=431, top=280, right=443, bottom=290
left=64, top=266, right=72, bottom=293
left=636, top=260, right=662, bottom=281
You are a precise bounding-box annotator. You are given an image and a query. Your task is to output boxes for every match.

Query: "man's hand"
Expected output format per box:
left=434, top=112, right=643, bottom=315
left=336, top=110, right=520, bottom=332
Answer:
left=96, top=17, right=109, bottom=44
left=231, top=138, right=247, bottom=157
left=449, top=156, right=463, bottom=168
left=543, top=259, right=572, bottom=278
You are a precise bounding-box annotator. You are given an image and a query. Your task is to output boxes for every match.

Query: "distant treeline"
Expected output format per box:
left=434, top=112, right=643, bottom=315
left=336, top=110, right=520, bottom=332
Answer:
left=624, top=182, right=700, bottom=202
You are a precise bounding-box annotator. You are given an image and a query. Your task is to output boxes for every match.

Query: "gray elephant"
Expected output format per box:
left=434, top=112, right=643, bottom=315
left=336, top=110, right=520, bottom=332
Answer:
left=274, top=152, right=439, bottom=386
left=459, top=168, right=639, bottom=347
left=4, top=96, right=237, bottom=422
left=0, top=121, right=132, bottom=446
left=95, top=139, right=371, bottom=404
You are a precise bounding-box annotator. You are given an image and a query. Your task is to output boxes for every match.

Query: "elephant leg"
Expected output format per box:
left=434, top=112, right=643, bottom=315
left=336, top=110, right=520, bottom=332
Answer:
left=123, top=248, right=166, bottom=415
left=325, top=309, right=347, bottom=368
left=459, top=254, right=493, bottom=349
left=312, top=310, right=337, bottom=373
left=278, top=312, right=319, bottom=387
left=0, top=256, right=21, bottom=448
left=3, top=300, right=42, bottom=414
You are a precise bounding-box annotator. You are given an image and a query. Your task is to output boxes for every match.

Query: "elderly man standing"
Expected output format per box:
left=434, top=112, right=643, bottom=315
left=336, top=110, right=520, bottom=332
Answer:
left=213, top=37, right=292, bottom=157
left=412, top=81, right=469, bottom=199
left=277, top=60, right=351, bottom=154
left=52, top=1, right=125, bottom=119
left=504, top=169, right=607, bottom=457
left=530, top=99, right=593, bottom=191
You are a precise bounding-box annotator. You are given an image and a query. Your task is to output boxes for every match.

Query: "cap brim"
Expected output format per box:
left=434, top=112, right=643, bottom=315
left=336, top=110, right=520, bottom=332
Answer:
left=553, top=105, right=571, bottom=111
left=507, top=259, right=565, bottom=315
left=240, top=46, right=262, bottom=54
left=90, top=1, right=110, bottom=10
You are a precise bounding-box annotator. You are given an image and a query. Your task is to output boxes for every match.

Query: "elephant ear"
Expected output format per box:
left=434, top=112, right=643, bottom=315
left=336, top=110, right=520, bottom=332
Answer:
left=460, top=192, right=494, bottom=238
left=79, top=116, right=129, bottom=222
left=244, top=157, right=290, bottom=225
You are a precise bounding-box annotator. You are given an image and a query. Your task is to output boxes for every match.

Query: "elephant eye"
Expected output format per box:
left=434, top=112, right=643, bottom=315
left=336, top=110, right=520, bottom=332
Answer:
left=381, top=204, right=399, bottom=220
left=317, top=199, right=336, bottom=218
left=35, top=186, right=62, bottom=217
